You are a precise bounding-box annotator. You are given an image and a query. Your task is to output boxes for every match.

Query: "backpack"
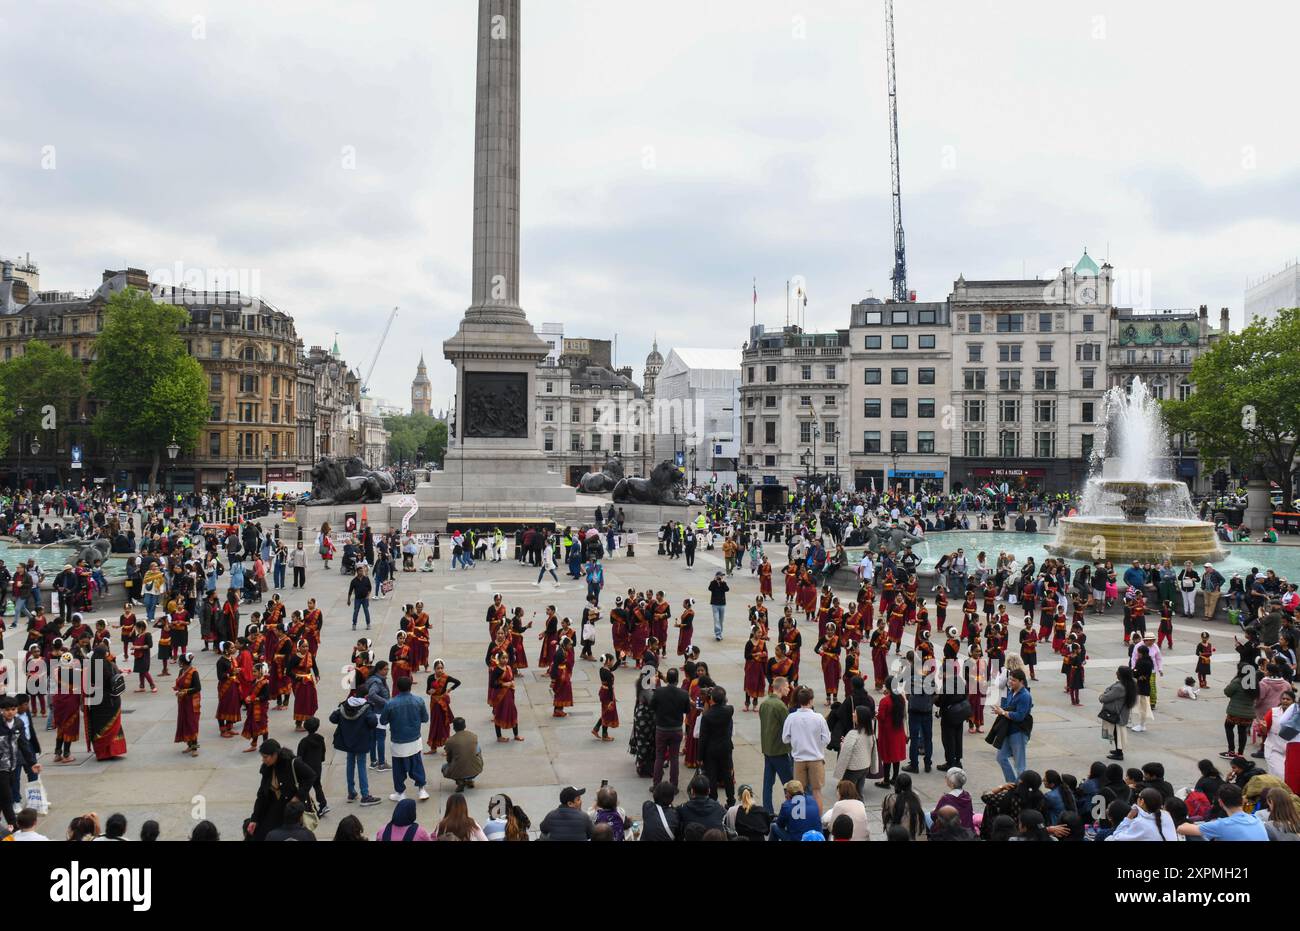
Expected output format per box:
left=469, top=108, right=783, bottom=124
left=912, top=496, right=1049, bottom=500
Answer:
left=1184, top=790, right=1211, bottom=822
left=108, top=669, right=127, bottom=697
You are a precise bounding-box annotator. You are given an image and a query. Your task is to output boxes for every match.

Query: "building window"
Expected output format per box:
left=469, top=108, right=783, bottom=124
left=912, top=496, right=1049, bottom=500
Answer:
left=999, top=431, right=1020, bottom=457
left=863, top=398, right=881, bottom=418
left=544, top=432, right=554, bottom=452
left=1081, top=434, right=1094, bottom=460
left=891, top=368, right=909, bottom=385
left=1038, top=344, right=1053, bottom=362
left=1153, top=350, right=1164, bottom=365
left=1178, top=380, right=1193, bottom=401
left=825, top=365, right=836, bottom=379
left=545, top=381, right=553, bottom=393
left=863, top=431, right=881, bottom=454
left=1081, top=401, right=1094, bottom=423
left=765, top=421, right=777, bottom=444
left=241, top=346, right=257, bottom=362
left=570, top=434, right=581, bottom=451
left=824, top=420, right=837, bottom=442
left=890, top=431, right=907, bottom=453
left=864, top=368, right=881, bottom=385
left=800, top=422, right=813, bottom=444
left=764, top=455, right=776, bottom=467
left=239, top=374, right=258, bottom=393
left=964, top=399, right=984, bottom=423
left=998, top=399, right=1020, bottom=422
left=210, top=340, right=223, bottom=358
left=996, top=314, right=1024, bottom=333
left=969, top=313, right=982, bottom=333
left=270, top=402, right=280, bottom=424
left=746, top=421, right=754, bottom=444
left=968, top=344, right=983, bottom=363
left=210, top=402, right=222, bottom=421
left=918, top=309, right=936, bottom=324
left=998, top=344, right=1021, bottom=363
left=963, top=370, right=986, bottom=390
left=544, top=407, right=554, bottom=423
left=571, top=406, right=580, bottom=423
left=964, top=431, right=984, bottom=457
left=1034, top=370, right=1057, bottom=391
left=209, top=433, right=221, bottom=456
left=1076, top=343, right=1101, bottom=361
left=919, top=334, right=936, bottom=349
left=1034, top=431, right=1056, bottom=457
left=865, top=335, right=882, bottom=350
left=891, top=309, right=909, bottom=324
left=210, top=373, right=222, bottom=392
left=918, top=368, right=935, bottom=385
left=633, top=435, right=641, bottom=452
left=747, top=366, right=755, bottom=383
left=917, top=431, right=935, bottom=454
left=612, top=434, right=622, bottom=452
left=1038, top=312, right=1052, bottom=332
left=864, top=310, right=882, bottom=325
left=1180, top=349, right=1191, bottom=365
left=1126, top=350, right=1136, bottom=365
left=998, top=370, right=1022, bottom=391
left=801, top=364, right=812, bottom=380
left=1081, top=368, right=1095, bottom=390
left=765, top=395, right=777, bottom=408
left=1083, top=315, right=1094, bottom=332
left=800, top=395, right=811, bottom=406
left=891, top=398, right=908, bottom=418
left=1034, top=399, right=1056, bottom=423
left=891, top=335, right=908, bottom=350
left=765, top=366, right=777, bottom=382
left=823, top=394, right=837, bottom=407
left=918, top=398, right=935, bottom=418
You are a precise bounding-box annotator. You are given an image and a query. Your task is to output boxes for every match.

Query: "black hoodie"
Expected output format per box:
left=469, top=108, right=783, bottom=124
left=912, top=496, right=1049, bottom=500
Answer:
left=698, top=703, right=734, bottom=760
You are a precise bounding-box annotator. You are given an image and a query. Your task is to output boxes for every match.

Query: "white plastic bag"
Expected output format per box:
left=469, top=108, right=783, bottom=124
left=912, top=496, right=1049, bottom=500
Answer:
left=25, top=778, right=50, bottom=814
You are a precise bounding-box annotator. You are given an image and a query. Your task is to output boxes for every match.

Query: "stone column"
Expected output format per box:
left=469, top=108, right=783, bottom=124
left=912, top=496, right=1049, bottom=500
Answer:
left=468, top=0, right=523, bottom=323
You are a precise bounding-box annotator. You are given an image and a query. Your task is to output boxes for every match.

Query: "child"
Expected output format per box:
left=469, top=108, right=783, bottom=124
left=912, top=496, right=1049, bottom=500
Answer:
left=580, top=603, right=599, bottom=661
left=296, top=716, right=329, bottom=816
left=1195, top=631, right=1215, bottom=689
left=420, top=553, right=436, bottom=572
left=1177, top=676, right=1199, bottom=700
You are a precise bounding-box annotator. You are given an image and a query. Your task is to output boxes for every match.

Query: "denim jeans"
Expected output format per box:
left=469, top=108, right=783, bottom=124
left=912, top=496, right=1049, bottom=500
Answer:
left=273, top=564, right=285, bottom=588
left=762, top=753, right=794, bottom=813
left=392, top=752, right=426, bottom=793
left=345, top=751, right=370, bottom=798
left=587, top=583, right=601, bottom=606
left=996, top=730, right=1028, bottom=782
left=370, top=728, right=387, bottom=765
left=352, top=598, right=371, bottom=628
left=908, top=712, right=933, bottom=767
left=712, top=605, right=725, bottom=638
left=143, top=593, right=158, bottom=622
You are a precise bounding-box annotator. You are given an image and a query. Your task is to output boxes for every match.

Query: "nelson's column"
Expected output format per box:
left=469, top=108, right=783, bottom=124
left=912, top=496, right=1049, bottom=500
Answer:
left=423, top=0, right=576, bottom=506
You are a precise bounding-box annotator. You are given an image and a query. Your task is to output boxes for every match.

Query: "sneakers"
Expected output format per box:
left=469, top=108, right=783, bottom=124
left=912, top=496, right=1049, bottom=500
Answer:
left=316, top=804, right=331, bottom=817
left=389, top=792, right=406, bottom=802
left=418, top=787, right=430, bottom=801
left=360, top=796, right=381, bottom=806
left=371, top=761, right=390, bottom=771
left=347, top=794, right=358, bottom=804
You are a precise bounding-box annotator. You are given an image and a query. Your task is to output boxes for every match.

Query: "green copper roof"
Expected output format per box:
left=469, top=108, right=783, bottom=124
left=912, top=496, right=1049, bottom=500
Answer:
left=332, top=333, right=340, bottom=355
left=1075, top=250, right=1100, bottom=276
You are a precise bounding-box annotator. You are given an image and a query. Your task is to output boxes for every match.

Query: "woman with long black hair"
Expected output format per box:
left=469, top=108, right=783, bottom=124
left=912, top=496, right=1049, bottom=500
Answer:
left=875, top=674, right=908, bottom=788
left=1098, top=665, right=1138, bottom=761
left=880, top=771, right=927, bottom=838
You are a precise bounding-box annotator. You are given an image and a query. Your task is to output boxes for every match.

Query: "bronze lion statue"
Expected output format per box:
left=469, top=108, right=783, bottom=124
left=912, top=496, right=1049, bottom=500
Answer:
left=576, top=457, right=625, bottom=494
left=613, top=460, right=687, bottom=505
left=306, top=458, right=385, bottom=505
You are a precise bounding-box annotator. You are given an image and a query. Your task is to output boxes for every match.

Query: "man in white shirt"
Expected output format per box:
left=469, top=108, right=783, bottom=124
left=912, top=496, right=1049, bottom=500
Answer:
left=780, top=686, right=831, bottom=802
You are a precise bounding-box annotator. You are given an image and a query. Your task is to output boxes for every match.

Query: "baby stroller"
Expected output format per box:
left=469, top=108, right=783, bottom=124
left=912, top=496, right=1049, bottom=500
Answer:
left=341, top=550, right=359, bottom=575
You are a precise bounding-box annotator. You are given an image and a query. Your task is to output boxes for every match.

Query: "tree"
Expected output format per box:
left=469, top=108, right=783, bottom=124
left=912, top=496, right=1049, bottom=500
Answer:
left=0, top=341, right=86, bottom=462
left=1162, top=307, right=1300, bottom=494
left=384, top=413, right=447, bottom=467
left=89, top=287, right=210, bottom=490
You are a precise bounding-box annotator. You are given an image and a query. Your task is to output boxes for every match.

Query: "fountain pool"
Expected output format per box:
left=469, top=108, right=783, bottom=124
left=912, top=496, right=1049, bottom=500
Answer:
left=0, top=541, right=129, bottom=579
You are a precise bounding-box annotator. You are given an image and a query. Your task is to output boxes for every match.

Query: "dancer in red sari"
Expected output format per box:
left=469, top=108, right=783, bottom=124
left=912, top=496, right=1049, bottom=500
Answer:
left=758, top=556, right=773, bottom=599
left=173, top=652, right=201, bottom=756
left=51, top=654, right=82, bottom=764
left=875, top=675, right=907, bottom=787
left=780, top=611, right=803, bottom=686
left=815, top=621, right=843, bottom=707
left=610, top=598, right=630, bottom=665
left=783, top=561, right=799, bottom=603
left=675, top=598, right=695, bottom=656
left=216, top=641, right=243, bottom=737
left=592, top=654, right=619, bottom=741
left=486, top=594, right=508, bottom=643
left=410, top=602, right=431, bottom=671
left=241, top=663, right=271, bottom=751
left=288, top=639, right=318, bottom=729
left=508, top=607, right=531, bottom=671
left=869, top=619, right=890, bottom=692
left=550, top=638, right=575, bottom=717
left=424, top=659, right=461, bottom=753
left=743, top=625, right=769, bottom=711
left=490, top=649, right=523, bottom=742
left=887, top=594, right=907, bottom=654
left=652, top=592, right=671, bottom=657
left=538, top=606, right=560, bottom=667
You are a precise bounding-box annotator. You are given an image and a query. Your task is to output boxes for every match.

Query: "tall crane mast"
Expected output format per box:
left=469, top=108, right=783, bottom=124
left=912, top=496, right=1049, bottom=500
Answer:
left=885, top=0, right=908, bottom=303
left=362, top=306, right=399, bottom=394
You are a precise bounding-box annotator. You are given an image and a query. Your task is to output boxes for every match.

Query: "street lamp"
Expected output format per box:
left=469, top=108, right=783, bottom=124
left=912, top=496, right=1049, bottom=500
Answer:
left=262, top=444, right=270, bottom=485
left=14, top=403, right=24, bottom=489
left=166, top=436, right=180, bottom=495
left=688, top=446, right=696, bottom=486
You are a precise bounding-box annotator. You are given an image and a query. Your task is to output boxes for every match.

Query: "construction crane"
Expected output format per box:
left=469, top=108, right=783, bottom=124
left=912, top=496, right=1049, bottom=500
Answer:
left=885, top=0, right=908, bottom=303
left=361, top=306, right=399, bottom=394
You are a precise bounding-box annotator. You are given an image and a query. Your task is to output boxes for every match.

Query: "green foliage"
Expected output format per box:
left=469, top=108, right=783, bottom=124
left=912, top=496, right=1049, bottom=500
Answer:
left=1162, top=307, right=1300, bottom=489
left=384, top=413, right=447, bottom=466
left=0, top=340, right=86, bottom=454
left=89, top=287, right=210, bottom=484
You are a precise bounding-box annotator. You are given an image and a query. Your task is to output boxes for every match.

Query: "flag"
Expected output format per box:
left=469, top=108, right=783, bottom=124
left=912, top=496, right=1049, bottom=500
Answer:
left=752, top=278, right=757, bottom=308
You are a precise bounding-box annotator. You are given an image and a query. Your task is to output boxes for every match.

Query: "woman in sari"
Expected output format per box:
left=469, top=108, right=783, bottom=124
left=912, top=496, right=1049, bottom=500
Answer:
left=215, top=641, right=243, bottom=738
left=490, top=649, right=523, bottom=742
left=51, top=653, right=82, bottom=764
left=288, top=638, right=318, bottom=730
left=173, top=652, right=201, bottom=756
left=424, top=659, right=461, bottom=753
left=592, top=653, right=619, bottom=741
left=84, top=646, right=127, bottom=761
left=241, top=662, right=271, bottom=751
left=550, top=637, right=575, bottom=717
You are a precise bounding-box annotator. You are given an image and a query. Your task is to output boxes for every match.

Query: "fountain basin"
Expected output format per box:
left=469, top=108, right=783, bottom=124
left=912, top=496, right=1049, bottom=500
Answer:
left=1046, top=515, right=1227, bottom=564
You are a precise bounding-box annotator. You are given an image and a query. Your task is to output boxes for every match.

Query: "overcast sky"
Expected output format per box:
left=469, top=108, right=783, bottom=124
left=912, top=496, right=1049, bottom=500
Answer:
left=4, top=0, right=1299, bottom=408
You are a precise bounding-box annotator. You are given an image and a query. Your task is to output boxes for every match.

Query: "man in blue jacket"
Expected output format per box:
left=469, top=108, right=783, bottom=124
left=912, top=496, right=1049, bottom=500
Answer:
left=380, top=676, right=429, bottom=802
left=770, top=778, right=821, bottom=841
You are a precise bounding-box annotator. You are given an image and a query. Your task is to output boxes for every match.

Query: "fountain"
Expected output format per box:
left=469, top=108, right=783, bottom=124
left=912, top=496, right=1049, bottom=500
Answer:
left=1048, top=377, right=1227, bottom=564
